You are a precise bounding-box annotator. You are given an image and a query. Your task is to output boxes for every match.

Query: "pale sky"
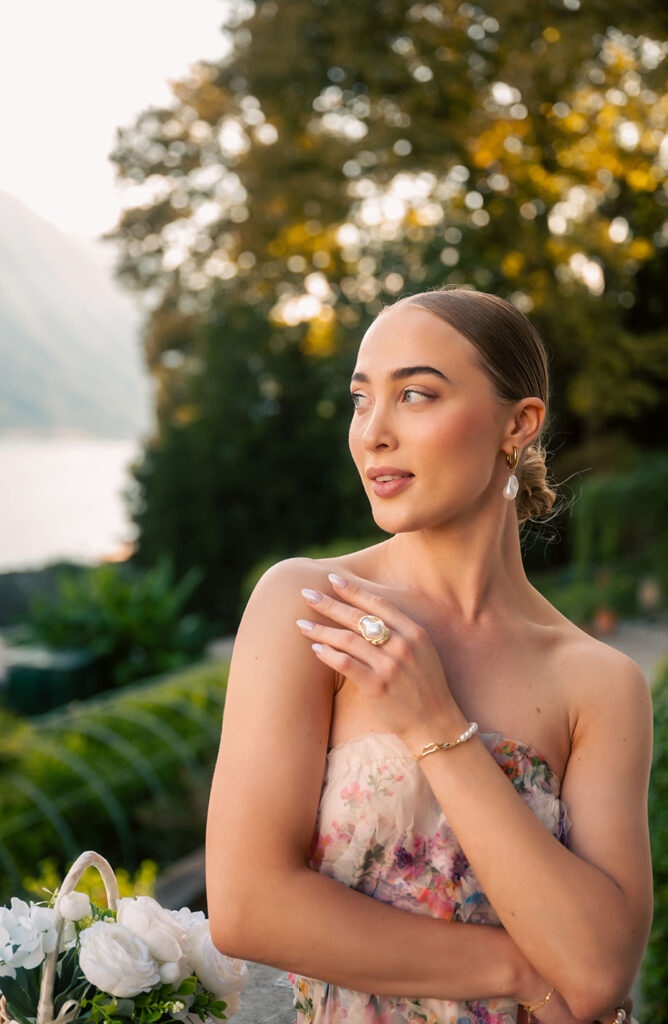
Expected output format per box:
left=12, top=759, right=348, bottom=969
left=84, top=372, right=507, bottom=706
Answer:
left=0, top=0, right=233, bottom=238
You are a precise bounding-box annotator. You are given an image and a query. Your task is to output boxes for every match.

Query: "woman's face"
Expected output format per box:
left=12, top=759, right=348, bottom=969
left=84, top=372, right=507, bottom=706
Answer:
left=348, top=303, right=520, bottom=535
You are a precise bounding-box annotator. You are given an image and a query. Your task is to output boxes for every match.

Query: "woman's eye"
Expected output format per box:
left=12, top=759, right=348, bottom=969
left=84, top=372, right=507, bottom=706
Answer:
left=351, top=392, right=366, bottom=408
left=403, top=389, right=431, bottom=403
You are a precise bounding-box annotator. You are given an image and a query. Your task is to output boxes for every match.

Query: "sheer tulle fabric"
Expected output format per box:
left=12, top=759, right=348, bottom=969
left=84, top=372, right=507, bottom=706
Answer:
left=288, top=730, right=572, bottom=1024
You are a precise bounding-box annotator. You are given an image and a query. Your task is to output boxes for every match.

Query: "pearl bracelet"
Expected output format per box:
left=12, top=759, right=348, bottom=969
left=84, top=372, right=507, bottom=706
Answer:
left=413, top=722, right=479, bottom=761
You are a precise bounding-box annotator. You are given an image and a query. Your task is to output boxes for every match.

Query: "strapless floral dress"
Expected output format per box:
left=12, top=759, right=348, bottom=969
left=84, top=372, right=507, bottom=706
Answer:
left=287, top=729, right=572, bottom=1024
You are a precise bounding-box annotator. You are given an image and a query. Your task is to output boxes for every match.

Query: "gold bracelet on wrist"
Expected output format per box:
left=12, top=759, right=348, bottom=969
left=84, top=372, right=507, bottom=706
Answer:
left=413, top=721, right=479, bottom=761
left=520, top=986, right=554, bottom=1021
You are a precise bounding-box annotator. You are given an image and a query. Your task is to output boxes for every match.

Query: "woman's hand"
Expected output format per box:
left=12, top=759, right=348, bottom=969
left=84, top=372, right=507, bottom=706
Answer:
left=297, top=572, right=462, bottom=749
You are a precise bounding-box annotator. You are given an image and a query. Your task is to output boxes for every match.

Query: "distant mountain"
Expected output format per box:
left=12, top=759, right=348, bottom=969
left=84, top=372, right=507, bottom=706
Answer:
left=0, top=192, right=152, bottom=439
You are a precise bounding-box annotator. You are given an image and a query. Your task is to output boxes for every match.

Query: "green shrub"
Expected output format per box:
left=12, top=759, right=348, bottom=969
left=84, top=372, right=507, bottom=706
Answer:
left=530, top=566, right=641, bottom=627
left=641, top=657, right=668, bottom=1019
left=0, top=660, right=227, bottom=904
left=13, top=555, right=209, bottom=704
left=570, top=451, right=668, bottom=608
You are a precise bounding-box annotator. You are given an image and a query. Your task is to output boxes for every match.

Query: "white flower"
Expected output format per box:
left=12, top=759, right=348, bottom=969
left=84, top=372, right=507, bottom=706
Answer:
left=185, top=919, right=248, bottom=999
left=58, top=891, right=91, bottom=922
left=78, top=920, right=160, bottom=997
left=0, top=899, right=58, bottom=978
left=171, top=907, right=206, bottom=931
left=117, top=897, right=189, bottom=968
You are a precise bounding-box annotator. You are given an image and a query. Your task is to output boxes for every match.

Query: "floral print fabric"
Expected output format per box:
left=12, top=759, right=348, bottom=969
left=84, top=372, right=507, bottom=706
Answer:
left=288, top=729, right=572, bottom=1023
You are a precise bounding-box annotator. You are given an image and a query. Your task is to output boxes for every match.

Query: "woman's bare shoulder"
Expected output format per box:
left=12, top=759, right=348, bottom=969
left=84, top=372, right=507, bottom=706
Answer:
left=245, top=542, right=391, bottom=608
left=554, top=621, right=652, bottom=744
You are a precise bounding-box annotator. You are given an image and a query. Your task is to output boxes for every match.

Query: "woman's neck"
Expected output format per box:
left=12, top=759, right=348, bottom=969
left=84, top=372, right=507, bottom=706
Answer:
left=382, top=514, right=535, bottom=627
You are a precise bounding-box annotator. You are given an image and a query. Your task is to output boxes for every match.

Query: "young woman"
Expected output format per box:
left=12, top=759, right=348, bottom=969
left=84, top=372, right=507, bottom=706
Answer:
left=205, top=287, right=652, bottom=1024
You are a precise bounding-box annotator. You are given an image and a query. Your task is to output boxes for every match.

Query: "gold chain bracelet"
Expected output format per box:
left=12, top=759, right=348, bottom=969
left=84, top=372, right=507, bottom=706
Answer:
left=520, top=986, right=554, bottom=1021
left=413, top=722, right=479, bottom=761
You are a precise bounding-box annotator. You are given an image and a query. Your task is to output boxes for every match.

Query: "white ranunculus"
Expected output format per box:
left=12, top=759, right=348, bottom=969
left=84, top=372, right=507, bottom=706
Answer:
left=78, top=920, right=160, bottom=997
left=185, top=920, right=248, bottom=1000
left=171, top=907, right=206, bottom=932
left=117, top=896, right=189, bottom=965
left=58, top=891, right=91, bottom=922
left=0, top=899, right=58, bottom=978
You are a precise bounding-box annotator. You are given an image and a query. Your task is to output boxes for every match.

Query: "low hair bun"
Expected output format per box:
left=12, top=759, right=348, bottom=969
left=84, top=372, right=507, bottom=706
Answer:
left=516, top=442, right=557, bottom=524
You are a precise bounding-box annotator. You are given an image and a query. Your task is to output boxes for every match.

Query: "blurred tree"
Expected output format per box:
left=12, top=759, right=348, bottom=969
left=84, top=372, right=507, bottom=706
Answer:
left=108, top=0, right=667, bottom=627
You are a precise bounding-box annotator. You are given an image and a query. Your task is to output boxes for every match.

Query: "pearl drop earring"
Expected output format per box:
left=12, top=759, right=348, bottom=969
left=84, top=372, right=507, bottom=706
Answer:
left=503, top=446, right=519, bottom=500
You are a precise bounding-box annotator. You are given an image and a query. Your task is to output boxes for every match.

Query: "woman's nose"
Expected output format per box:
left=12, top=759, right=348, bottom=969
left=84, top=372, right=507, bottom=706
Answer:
left=362, top=405, right=397, bottom=452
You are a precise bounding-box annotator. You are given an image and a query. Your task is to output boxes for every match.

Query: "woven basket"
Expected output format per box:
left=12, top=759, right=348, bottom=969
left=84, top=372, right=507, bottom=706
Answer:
left=33, top=851, right=119, bottom=1024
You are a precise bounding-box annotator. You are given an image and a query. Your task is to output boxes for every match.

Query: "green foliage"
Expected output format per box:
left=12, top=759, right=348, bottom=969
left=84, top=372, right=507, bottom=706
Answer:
left=77, top=976, right=230, bottom=1024
left=570, top=451, right=668, bottom=602
left=0, top=661, right=227, bottom=904
left=641, top=658, right=668, bottom=1020
left=17, top=555, right=209, bottom=695
left=530, top=565, right=641, bottom=627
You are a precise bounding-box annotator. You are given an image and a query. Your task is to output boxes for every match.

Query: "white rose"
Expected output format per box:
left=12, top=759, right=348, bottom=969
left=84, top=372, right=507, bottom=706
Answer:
left=117, top=897, right=189, bottom=965
left=0, top=899, right=58, bottom=978
left=78, top=920, right=160, bottom=997
left=185, top=920, right=248, bottom=1000
left=58, top=892, right=91, bottom=922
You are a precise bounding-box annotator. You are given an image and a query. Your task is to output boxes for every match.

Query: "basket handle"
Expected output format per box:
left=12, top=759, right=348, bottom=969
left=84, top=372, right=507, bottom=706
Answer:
left=36, top=851, right=119, bottom=1024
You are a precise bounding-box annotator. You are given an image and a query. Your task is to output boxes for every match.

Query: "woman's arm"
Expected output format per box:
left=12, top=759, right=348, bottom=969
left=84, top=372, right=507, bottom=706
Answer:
left=301, top=576, right=654, bottom=1022
left=205, top=558, right=542, bottom=1003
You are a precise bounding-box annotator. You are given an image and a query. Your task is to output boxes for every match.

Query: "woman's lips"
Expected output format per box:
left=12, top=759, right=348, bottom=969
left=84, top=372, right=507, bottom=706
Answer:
left=370, top=474, right=414, bottom=497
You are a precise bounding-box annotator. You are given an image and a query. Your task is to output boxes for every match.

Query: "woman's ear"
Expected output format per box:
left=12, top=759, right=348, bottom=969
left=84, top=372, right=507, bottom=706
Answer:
left=506, top=397, right=545, bottom=449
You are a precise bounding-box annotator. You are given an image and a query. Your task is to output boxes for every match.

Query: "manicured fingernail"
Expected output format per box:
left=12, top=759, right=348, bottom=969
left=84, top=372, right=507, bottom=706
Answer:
left=301, top=588, right=322, bottom=602
left=328, top=573, right=347, bottom=588
left=312, top=642, right=324, bottom=652
left=296, top=619, right=314, bottom=630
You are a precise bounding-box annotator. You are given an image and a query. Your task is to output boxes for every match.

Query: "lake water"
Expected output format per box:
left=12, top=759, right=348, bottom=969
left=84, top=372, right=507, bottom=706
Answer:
left=0, top=436, right=145, bottom=572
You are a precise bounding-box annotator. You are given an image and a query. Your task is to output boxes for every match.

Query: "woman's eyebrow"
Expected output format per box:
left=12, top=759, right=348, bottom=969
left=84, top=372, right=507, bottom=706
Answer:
left=350, top=365, right=452, bottom=384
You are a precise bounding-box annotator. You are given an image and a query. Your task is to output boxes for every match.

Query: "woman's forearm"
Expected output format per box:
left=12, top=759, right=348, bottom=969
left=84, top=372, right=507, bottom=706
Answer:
left=210, top=864, right=539, bottom=1003
left=411, top=710, right=639, bottom=1018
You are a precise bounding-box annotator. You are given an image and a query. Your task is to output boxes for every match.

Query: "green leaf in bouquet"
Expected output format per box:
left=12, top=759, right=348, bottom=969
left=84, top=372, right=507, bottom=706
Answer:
left=206, top=999, right=229, bottom=1020
left=174, top=977, right=197, bottom=996
left=79, top=991, right=134, bottom=1024
left=143, top=1008, right=164, bottom=1023
left=55, top=945, right=83, bottom=990
left=0, top=965, right=41, bottom=1020
left=0, top=980, right=31, bottom=1023
left=108, top=998, right=135, bottom=1018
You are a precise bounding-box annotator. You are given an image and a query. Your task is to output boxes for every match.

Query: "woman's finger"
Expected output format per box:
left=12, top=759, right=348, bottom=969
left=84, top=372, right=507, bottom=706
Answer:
left=295, top=619, right=391, bottom=668
left=326, top=573, right=424, bottom=639
left=300, top=586, right=399, bottom=638
left=300, top=575, right=422, bottom=647
left=309, top=641, right=379, bottom=689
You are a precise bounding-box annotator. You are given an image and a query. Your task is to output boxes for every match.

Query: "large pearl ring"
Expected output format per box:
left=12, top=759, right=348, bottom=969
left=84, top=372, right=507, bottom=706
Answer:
left=358, top=614, right=391, bottom=646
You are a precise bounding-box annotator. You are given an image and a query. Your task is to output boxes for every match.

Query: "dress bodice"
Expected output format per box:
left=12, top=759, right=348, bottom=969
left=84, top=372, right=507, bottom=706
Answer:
left=288, top=729, right=572, bottom=1023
